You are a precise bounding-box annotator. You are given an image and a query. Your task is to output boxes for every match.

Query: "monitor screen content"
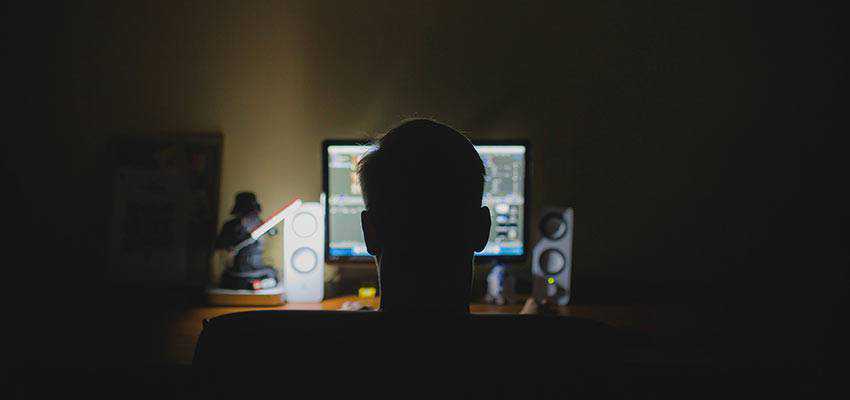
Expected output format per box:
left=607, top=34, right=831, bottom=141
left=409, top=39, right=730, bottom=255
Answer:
left=324, top=142, right=527, bottom=260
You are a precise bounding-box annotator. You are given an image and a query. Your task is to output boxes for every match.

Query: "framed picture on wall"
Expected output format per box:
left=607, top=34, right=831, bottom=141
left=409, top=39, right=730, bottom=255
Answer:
left=107, top=133, right=222, bottom=286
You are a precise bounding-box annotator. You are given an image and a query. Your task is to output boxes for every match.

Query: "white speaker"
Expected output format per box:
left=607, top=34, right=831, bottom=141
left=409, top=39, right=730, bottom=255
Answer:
left=531, top=207, right=574, bottom=305
left=283, top=201, right=324, bottom=302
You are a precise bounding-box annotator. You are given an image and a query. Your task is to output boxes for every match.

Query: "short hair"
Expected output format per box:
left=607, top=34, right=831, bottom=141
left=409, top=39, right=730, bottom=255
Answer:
left=357, top=119, right=485, bottom=246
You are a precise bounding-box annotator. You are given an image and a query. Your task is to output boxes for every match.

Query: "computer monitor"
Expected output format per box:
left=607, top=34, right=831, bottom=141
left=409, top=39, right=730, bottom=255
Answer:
left=322, top=139, right=530, bottom=263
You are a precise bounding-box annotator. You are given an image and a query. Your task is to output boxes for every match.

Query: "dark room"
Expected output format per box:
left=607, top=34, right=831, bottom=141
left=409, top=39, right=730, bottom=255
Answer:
left=2, top=1, right=846, bottom=398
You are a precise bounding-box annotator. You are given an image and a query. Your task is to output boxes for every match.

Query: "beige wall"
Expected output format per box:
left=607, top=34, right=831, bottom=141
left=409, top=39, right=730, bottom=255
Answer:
left=52, top=1, right=577, bottom=275
left=18, top=0, right=831, bottom=290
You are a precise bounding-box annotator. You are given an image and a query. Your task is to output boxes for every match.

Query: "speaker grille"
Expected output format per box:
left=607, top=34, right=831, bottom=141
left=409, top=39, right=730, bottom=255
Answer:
left=540, top=248, right=566, bottom=275
left=292, top=212, right=318, bottom=238
left=291, top=247, right=318, bottom=273
left=540, top=212, right=567, bottom=240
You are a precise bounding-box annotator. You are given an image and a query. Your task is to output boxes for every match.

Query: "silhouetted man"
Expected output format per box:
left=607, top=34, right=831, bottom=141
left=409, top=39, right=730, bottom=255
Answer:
left=356, top=118, right=492, bottom=313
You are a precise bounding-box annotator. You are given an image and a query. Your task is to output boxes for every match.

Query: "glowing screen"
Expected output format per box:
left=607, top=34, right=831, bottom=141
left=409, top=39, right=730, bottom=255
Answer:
left=326, top=143, right=526, bottom=259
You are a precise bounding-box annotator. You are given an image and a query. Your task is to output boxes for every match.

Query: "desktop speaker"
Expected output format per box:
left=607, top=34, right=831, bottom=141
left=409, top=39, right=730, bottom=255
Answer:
left=283, top=201, right=324, bottom=302
left=531, top=207, right=574, bottom=305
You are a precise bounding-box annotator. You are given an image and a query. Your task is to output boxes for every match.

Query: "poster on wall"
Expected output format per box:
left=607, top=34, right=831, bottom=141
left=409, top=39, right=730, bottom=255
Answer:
left=108, top=133, right=222, bottom=286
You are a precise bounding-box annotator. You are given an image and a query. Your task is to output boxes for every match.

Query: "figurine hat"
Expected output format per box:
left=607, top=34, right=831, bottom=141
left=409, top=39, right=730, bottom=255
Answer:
left=231, top=191, right=261, bottom=215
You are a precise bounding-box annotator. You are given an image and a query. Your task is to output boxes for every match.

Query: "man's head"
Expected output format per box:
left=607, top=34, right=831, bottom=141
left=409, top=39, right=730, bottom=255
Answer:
left=357, top=119, right=491, bottom=310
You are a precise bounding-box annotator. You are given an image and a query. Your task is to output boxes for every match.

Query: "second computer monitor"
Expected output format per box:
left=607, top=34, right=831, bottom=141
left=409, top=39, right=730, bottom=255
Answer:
left=323, top=140, right=529, bottom=262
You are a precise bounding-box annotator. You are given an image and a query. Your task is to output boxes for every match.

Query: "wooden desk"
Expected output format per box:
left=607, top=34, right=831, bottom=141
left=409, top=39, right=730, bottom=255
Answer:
left=164, top=295, right=674, bottom=365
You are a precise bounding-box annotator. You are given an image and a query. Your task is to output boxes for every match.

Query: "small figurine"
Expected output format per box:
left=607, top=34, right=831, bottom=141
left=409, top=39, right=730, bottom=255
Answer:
left=214, top=192, right=278, bottom=290
left=484, top=262, right=516, bottom=305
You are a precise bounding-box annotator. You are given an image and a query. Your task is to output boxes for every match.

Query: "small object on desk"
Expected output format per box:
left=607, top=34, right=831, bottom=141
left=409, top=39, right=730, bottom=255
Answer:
left=358, top=282, right=377, bottom=299
left=484, top=262, right=517, bottom=305
left=208, top=194, right=301, bottom=306
left=519, top=297, right=559, bottom=315
left=212, top=193, right=301, bottom=292
left=339, top=301, right=374, bottom=311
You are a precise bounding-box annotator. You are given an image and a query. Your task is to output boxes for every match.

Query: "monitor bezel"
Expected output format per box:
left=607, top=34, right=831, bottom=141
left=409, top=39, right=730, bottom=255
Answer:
left=322, top=138, right=531, bottom=264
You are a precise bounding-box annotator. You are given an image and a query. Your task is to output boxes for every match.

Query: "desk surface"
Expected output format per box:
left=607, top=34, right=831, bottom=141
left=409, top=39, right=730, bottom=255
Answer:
left=164, top=295, right=679, bottom=365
